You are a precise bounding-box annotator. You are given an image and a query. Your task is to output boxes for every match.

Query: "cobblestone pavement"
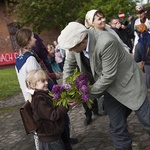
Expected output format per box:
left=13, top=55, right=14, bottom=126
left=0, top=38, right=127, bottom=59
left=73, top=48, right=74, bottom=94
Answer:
left=0, top=93, right=150, bottom=150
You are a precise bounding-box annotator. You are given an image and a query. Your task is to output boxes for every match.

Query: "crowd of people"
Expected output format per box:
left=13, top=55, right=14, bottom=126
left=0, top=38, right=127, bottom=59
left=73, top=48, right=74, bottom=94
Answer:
left=15, top=3, right=150, bottom=150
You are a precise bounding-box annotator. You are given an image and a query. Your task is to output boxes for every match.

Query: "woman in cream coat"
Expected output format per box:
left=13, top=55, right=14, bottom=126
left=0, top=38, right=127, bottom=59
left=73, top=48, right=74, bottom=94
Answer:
left=85, top=9, right=133, bottom=130
left=85, top=9, right=130, bottom=53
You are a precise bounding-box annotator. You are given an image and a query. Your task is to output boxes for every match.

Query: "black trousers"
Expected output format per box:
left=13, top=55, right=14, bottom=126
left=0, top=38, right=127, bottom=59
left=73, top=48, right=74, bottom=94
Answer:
left=61, top=114, right=72, bottom=150
left=83, top=99, right=98, bottom=118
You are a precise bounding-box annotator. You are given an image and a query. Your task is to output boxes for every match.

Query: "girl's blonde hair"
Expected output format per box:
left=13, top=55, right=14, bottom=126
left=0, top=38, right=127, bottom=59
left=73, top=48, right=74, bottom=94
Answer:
left=16, top=28, right=32, bottom=48
left=26, top=69, right=48, bottom=89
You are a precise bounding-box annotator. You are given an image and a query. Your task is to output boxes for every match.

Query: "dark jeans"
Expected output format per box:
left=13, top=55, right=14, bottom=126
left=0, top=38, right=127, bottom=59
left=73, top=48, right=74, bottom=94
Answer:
left=104, top=91, right=150, bottom=149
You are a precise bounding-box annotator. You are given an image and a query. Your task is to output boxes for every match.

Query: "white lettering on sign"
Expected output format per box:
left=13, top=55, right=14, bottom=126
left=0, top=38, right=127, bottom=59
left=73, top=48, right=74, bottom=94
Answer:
left=0, top=53, right=13, bottom=62
left=0, top=52, right=18, bottom=65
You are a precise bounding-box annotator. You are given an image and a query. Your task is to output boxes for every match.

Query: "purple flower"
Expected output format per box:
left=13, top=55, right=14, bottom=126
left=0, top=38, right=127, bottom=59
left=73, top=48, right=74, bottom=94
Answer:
left=79, top=80, right=87, bottom=86
left=50, top=69, right=93, bottom=109
left=64, top=84, right=72, bottom=91
left=80, top=85, right=88, bottom=93
left=51, top=84, right=65, bottom=94
left=51, top=84, right=65, bottom=101
left=54, top=94, right=60, bottom=101
left=77, top=74, right=88, bottom=82
left=81, top=93, right=90, bottom=102
left=75, top=73, right=88, bottom=89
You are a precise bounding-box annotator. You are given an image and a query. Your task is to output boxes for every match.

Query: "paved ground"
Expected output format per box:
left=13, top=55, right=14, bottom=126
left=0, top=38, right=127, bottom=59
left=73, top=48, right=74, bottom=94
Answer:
left=0, top=93, right=150, bottom=150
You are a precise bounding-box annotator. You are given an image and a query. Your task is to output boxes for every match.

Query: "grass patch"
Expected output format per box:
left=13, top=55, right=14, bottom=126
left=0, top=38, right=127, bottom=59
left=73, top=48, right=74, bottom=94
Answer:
left=0, top=105, right=18, bottom=113
left=0, top=67, right=21, bottom=100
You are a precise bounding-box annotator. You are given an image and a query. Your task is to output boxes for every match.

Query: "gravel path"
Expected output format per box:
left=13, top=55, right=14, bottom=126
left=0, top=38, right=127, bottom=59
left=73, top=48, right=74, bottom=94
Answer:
left=0, top=92, right=150, bottom=150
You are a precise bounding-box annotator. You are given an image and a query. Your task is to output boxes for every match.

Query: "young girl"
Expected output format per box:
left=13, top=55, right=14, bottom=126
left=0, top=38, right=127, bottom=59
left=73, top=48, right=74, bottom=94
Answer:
left=15, top=28, right=41, bottom=102
left=26, top=69, right=68, bottom=150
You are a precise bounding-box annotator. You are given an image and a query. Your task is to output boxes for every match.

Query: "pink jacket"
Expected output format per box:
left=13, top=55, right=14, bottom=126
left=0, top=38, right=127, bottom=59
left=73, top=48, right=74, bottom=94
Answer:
left=55, top=51, right=63, bottom=63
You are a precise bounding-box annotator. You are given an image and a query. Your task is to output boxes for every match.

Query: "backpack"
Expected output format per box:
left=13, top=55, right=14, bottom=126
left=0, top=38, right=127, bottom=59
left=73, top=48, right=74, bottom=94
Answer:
left=20, top=100, right=37, bottom=135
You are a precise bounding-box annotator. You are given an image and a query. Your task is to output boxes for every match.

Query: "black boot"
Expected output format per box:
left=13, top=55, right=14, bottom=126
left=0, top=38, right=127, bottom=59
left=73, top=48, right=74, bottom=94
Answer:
left=84, top=117, right=92, bottom=126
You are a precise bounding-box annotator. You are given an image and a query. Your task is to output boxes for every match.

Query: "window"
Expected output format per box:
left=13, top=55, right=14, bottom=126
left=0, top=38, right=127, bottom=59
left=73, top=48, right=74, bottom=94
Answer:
left=7, top=22, right=21, bottom=51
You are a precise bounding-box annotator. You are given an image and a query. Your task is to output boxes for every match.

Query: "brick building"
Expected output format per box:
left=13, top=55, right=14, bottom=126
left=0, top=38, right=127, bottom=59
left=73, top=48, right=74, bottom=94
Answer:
left=0, top=0, right=60, bottom=54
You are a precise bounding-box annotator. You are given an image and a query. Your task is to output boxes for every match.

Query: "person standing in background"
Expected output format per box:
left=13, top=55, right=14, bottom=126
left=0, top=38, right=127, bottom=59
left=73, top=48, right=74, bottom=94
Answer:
left=85, top=9, right=132, bottom=131
left=32, top=33, right=60, bottom=87
left=109, top=16, right=132, bottom=53
left=133, top=4, right=150, bottom=54
left=127, top=13, right=137, bottom=44
left=53, top=41, right=66, bottom=64
left=53, top=41, right=65, bottom=72
left=47, top=44, right=60, bottom=73
left=134, top=24, right=150, bottom=90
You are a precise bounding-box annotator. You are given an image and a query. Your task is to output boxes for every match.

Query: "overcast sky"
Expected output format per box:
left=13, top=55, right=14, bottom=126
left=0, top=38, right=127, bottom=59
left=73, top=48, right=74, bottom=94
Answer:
left=140, top=0, right=148, bottom=4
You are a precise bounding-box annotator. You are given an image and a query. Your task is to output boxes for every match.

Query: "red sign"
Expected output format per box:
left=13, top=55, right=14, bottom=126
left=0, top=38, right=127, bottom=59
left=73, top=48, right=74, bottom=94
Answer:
left=118, top=11, right=125, bottom=19
left=0, top=52, right=18, bottom=66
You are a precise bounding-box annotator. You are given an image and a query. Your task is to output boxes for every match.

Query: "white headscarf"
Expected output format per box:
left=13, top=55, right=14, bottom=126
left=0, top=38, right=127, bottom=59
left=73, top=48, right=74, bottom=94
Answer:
left=58, top=22, right=87, bottom=50
left=136, top=3, right=144, bottom=11
left=85, top=10, right=97, bottom=28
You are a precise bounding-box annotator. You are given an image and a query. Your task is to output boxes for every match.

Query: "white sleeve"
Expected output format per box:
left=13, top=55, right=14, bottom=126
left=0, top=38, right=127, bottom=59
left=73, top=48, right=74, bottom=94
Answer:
left=133, top=19, right=139, bottom=54
left=26, top=56, right=41, bottom=72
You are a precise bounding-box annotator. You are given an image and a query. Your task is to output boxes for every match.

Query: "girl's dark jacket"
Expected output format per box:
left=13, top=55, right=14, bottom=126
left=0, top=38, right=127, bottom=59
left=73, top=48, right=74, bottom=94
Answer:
left=31, top=90, right=68, bottom=142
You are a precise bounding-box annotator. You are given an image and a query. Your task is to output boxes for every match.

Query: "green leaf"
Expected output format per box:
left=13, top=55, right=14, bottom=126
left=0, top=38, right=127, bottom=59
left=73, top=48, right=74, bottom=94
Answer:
left=48, top=92, right=53, bottom=97
left=67, top=90, right=75, bottom=95
left=60, top=92, right=66, bottom=98
left=65, top=76, right=72, bottom=83
left=86, top=100, right=94, bottom=108
left=57, top=100, right=63, bottom=105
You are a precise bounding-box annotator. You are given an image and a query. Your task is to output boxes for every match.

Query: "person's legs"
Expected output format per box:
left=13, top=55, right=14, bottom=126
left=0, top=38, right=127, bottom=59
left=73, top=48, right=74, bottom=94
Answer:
left=39, top=139, right=65, bottom=150
left=104, top=92, right=132, bottom=149
left=61, top=114, right=72, bottom=150
left=144, top=65, right=150, bottom=89
left=82, top=102, right=92, bottom=125
left=82, top=99, right=99, bottom=125
left=91, top=99, right=99, bottom=115
left=125, top=108, right=134, bottom=134
left=135, top=96, right=150, bottom=135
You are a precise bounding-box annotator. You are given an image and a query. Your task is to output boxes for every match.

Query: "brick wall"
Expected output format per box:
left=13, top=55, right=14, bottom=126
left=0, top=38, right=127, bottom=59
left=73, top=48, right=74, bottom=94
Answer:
left=0, top=2, right=60, bottom=54
left=0, top=2, right=14, bottom=53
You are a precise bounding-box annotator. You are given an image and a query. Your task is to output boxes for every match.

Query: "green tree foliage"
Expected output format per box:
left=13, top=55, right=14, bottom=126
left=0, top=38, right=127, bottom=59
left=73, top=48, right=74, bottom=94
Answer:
left=16, top=0, right=137, bottom=33
left=16, top=0, right=85, bottom=33
left=77, top=0, right=137, bottom=24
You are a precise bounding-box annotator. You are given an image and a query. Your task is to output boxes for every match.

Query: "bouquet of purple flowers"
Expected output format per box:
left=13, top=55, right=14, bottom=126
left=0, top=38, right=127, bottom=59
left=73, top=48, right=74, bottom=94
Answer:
left=49, top=69, right=93, bottom=109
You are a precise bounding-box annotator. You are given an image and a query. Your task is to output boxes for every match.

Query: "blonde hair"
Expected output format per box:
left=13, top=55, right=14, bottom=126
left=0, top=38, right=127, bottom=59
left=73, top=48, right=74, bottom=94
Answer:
left=26, top=69, right=48, bottom=89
